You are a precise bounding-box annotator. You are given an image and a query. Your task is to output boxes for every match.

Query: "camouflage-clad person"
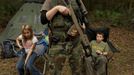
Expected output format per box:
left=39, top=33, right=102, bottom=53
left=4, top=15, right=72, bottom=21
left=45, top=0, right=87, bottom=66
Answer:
left=40, top=0, right=84, bottom=75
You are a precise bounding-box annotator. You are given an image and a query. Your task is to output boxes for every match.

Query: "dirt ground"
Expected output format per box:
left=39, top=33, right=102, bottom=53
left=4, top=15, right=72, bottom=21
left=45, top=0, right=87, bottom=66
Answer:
left=0, top=22, right=134, bottom=75
left=108, top=27, right=134, bottom=75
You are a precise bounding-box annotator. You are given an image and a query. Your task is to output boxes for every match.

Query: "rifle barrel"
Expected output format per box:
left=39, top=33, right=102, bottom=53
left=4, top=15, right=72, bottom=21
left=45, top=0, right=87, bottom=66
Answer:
left=70, top=5, right=90, bottom=47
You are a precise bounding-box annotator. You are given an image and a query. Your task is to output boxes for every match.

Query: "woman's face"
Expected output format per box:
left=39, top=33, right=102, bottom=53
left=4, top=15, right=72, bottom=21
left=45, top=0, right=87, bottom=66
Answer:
left=23, top=29, right=31, bottom=39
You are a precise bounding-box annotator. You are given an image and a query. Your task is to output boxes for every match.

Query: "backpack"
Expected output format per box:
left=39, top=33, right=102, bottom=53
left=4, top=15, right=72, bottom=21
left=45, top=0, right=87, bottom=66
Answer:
left=0, top=39, right=17, bottom=58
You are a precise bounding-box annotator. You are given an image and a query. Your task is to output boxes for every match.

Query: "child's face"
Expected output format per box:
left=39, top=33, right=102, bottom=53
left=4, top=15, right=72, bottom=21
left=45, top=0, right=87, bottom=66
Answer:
left=96, top=34, right=104, bottom=42
left=23, top=29, right=31, bottom=39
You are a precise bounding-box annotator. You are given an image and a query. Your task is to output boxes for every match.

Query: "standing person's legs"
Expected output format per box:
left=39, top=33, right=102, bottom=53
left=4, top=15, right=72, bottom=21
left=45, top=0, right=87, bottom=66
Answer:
left=69, top=48, right=82, bottom=75
left=95, top=55, right=107, bottom=75
left=16, top=54, right=25, bottom=75
left=26, top=52, right=41, bottom=75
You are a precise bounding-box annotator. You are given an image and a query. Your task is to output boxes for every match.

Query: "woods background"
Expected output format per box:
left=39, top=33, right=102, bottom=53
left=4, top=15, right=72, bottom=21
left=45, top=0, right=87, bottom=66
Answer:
left=0, top=0, right=134, bottom=30
left=83, top=0, right=134, bottom=26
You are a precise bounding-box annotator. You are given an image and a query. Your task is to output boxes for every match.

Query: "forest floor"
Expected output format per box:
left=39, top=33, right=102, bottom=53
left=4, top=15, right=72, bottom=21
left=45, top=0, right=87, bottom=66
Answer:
left=0, top=21, right=134, bottom=75
left=108, top=26, right=134, bottom=75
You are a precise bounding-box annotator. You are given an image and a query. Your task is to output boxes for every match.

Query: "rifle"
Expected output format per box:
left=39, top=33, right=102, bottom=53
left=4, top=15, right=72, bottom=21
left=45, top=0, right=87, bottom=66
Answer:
left=60, top=0, right=91, bottom=57
left=75, top=0, right=89, bottom=25
left=68, top=1, right=92, bottom=57
left=68, top=1, right=97, bottom=75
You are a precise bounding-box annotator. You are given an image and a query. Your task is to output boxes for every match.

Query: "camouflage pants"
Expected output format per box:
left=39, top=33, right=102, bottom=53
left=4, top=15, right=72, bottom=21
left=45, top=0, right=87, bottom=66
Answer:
left=67, top=41, right=83, bottom=75
left=95, top=55, right=108, bottom=75
left=69, top=50, right=83, bottom=75
left=47, top=41, right=83, bottom=75
left=84, top=55, right=107, bottom=75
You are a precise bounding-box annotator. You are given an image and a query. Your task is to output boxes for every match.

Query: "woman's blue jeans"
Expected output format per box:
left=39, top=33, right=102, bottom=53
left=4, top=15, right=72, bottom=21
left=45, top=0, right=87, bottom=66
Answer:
left=16, top=51, right=41, bottom=75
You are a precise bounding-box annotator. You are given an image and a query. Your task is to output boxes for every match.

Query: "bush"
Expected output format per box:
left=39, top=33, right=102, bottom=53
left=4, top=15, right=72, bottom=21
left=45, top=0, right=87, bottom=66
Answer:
left=93, top=10, right=122, bottom=25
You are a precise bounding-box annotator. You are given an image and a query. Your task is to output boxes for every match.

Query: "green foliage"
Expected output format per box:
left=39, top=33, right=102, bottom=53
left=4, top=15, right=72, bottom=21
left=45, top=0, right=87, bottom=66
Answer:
left=83, top=0, right=134, bottom=27
left=94, top=10, right=122, bottom=25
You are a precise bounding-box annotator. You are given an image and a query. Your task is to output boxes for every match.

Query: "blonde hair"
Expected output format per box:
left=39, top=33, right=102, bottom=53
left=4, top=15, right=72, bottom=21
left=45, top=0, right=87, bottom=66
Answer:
left=21, top=24, right=33, bottom=41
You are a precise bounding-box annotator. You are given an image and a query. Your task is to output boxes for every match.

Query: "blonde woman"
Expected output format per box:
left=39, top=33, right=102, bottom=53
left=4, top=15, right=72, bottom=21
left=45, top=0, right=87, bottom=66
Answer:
left=16, top=25, right=42, bottom=75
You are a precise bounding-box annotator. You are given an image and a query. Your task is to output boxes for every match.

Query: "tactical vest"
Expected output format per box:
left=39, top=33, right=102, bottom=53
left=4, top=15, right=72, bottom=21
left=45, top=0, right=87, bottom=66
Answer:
left=48, top=0, right=79, bottom=59
left=49, top=0, right=79, bottom=42
left=47, top=0, right=83, bottom=75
